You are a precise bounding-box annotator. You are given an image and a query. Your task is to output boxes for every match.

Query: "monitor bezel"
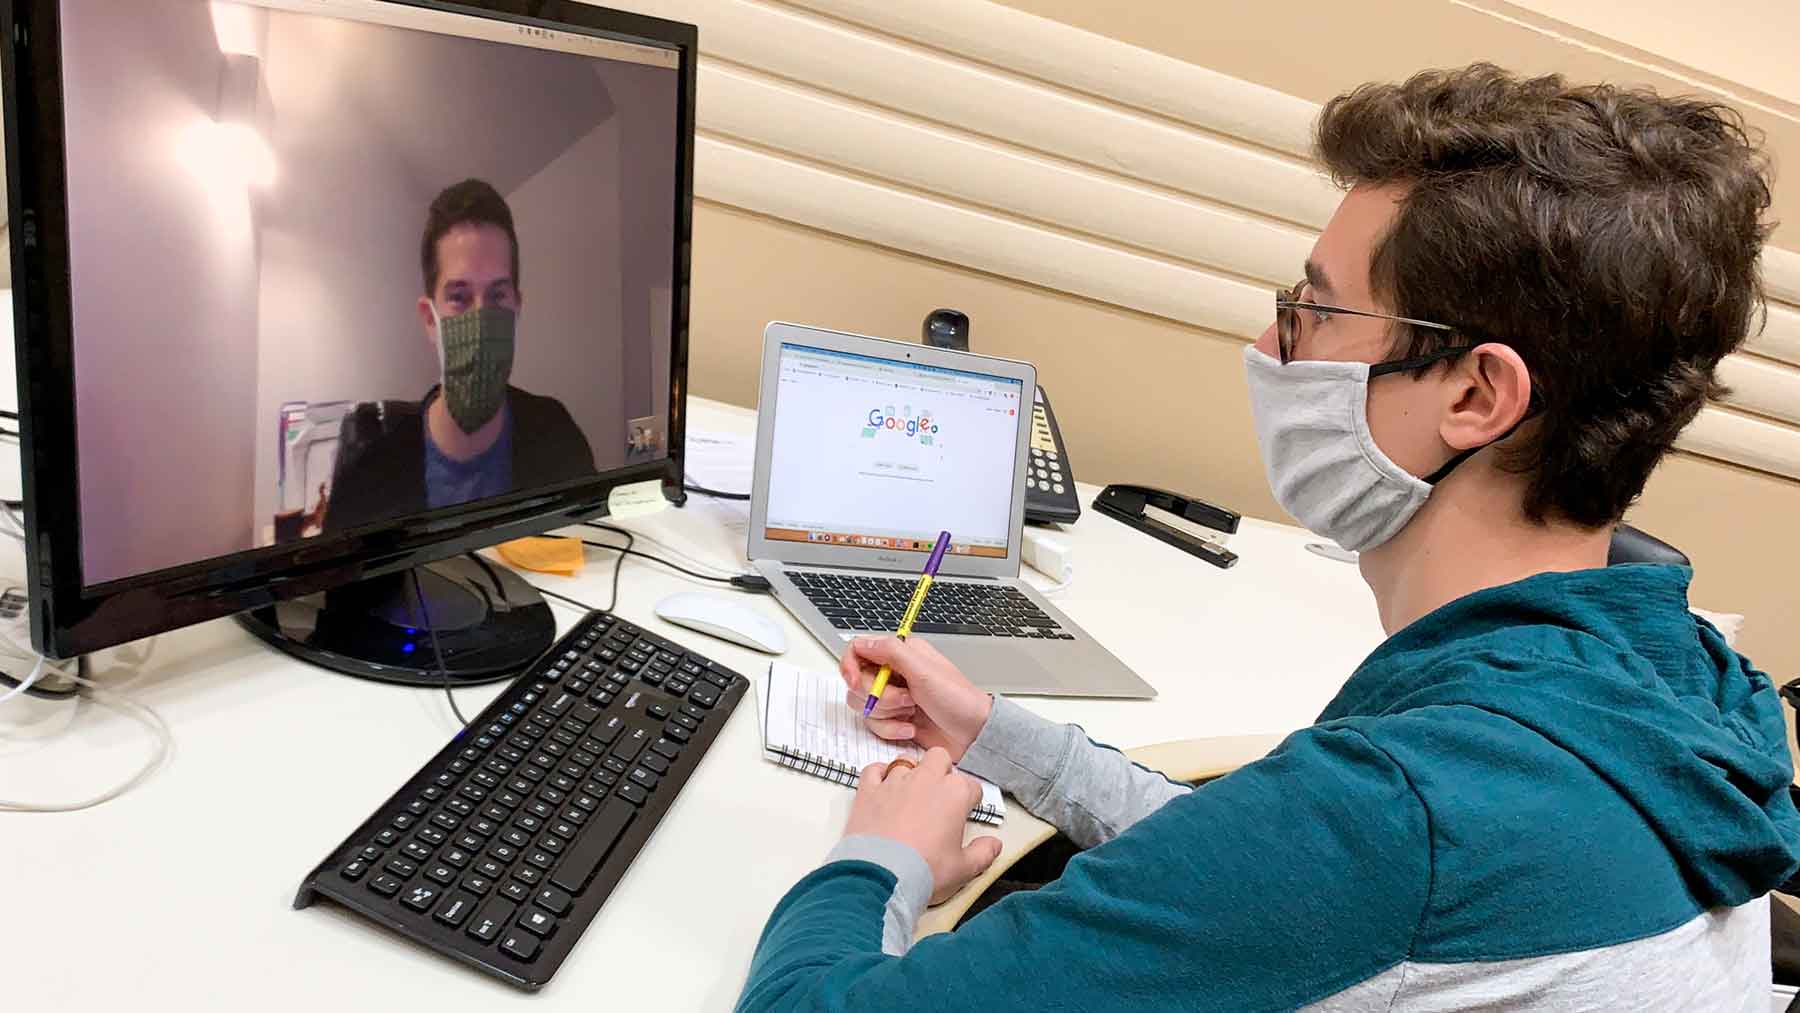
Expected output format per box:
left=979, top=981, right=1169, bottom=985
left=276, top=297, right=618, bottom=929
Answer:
left=0, top=0, right=698, bottom=658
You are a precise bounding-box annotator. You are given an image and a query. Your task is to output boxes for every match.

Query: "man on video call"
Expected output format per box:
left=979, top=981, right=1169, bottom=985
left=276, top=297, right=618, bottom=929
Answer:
left=324, top=179, right=596, bottom=533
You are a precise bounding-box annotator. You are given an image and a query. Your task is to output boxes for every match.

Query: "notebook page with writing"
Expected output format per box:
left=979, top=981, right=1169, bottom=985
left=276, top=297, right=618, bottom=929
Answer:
left=758, top=662, right=1005, bottom=824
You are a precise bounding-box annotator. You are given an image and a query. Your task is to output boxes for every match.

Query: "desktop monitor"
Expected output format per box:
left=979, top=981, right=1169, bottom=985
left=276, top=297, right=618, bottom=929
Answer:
left=1, top=0, right=697, bottom=682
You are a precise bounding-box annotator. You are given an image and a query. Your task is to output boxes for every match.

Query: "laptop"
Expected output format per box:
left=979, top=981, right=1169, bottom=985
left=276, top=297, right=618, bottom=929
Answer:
left=746, top=322, right=1156, bottom=699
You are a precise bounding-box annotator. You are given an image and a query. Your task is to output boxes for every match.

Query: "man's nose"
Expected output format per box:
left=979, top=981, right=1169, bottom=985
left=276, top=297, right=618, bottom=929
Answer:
left=1252, top=320, right=1279, bottom=359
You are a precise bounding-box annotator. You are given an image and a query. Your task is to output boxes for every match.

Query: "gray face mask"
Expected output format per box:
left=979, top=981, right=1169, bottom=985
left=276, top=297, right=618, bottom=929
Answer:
left=430, top=304, right=516, bottom=434
left=1243, top=344, right=1485, bottom=553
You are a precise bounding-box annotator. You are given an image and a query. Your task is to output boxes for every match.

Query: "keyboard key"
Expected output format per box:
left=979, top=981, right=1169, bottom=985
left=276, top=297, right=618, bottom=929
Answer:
left=456, top=833, right=484, bottom=852
left=374, top=828, right=401, bottom=847
left=611, top=727, right=650, bottom=763
left=386, top=858, right=419, bottom=879
left=500, top=880, right=530, bottom=902
left=402, top=840, right=433, bottom=862
left=525, top=849, right=555, bottom=870
left=911, top=622, right=991, bottom=636
left=441, top=847, right=472, bottom=869
left=425, top=864, right=456, bottom=885
left=591, top=715, right=626, bottom=746
left=470, top=818, right=499, bottom=838
left=368, top=873, right=404, bottom=897
left=417, top=825, right=447, bottom=846
left=503, top=828, right=531, bottom=848
left=538, top=835, right=566, bottom=856
left=548, top=801, right=636, bottom=893
left=518, top=907, right=557, bottom=938
left=433, top=891, right=477, bottom=928
left=401, top=883, right=440, bottom=912
left=511, top=866, right=542, bottom=887
left=688, top=686, right=720, bottom=708
left=628, top=767, right=659, bottom=791
left=468, top=898, right=516, bottom=943
left=662, top=723, right=691, bottom=744
left=341, top=859, right=370, bottom=880
left=391, top=813, right=417, bottom=831
left=679, top=703, right=707, bottom=723
left=462, top=874, right=494, bottom=895
left=499, top=930, right=540, bottom=962
left=406, top=799, right=429, bottom=817
left=616, top=783, right=648, bottom=806
left=516, top=815, right=544, bottom=834
left=533, top=886, right=573, bottom=916
left=573, top=793, right=600, bottom=812
left=430, top=813, right=461, bottom=832
left=480, top=856, right=509, bottom=876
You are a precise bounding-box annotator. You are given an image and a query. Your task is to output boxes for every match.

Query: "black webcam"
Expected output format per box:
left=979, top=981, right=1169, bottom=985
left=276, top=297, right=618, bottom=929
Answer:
left=922, top=308, right=969, bottom=351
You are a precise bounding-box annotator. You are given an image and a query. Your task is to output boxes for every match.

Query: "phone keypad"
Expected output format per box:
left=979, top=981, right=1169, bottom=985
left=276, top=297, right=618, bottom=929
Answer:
left=1030, top=406, right=1067, bottom=495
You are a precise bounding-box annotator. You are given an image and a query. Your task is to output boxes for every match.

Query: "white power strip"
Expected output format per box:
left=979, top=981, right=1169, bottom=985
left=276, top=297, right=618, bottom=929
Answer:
left=1022, top=528, right=1073, bottom=584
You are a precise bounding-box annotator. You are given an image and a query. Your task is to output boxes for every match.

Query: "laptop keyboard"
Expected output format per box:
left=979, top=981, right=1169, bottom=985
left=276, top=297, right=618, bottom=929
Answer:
left=786, top=571, right=1075, bottom=640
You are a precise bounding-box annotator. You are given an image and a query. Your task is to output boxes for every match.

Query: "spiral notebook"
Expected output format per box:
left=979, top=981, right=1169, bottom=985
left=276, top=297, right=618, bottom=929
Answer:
left=756, top=662, right=1006, bottom=825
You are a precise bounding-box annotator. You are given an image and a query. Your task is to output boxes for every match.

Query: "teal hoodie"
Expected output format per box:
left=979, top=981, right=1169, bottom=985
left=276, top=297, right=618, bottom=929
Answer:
left=736, top=565, right=1800, bottom=1010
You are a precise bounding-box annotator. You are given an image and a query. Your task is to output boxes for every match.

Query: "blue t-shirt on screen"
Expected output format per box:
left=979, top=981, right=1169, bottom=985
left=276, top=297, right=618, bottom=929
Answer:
left=424, top=406, right=514, bottom=510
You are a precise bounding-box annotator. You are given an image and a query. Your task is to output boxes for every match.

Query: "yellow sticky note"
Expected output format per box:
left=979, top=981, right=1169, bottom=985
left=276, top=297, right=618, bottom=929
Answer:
left=607, top=479, right=668, bottom=520
left=497, top=536, right=585, bottom=577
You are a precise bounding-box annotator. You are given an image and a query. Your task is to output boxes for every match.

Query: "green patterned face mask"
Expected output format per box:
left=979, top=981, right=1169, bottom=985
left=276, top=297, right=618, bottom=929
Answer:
left=432, top=304, right=516, bottom=433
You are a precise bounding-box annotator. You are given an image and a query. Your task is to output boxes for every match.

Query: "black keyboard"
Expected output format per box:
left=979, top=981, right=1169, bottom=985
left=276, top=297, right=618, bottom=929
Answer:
left=785, top=570, right=1075, bottom=640
left=294, top=610, right=748, bottom=991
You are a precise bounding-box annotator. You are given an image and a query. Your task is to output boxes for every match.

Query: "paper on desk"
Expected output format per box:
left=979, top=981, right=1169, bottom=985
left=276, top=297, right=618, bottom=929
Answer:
left=754, top=663, right=1006, bottom=823
left=685, top=429, right=754, bottom=538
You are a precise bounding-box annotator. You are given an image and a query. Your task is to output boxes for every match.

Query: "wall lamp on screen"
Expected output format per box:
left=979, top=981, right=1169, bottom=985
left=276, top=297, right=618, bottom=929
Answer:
left=203, top=1, right=277, bottom=189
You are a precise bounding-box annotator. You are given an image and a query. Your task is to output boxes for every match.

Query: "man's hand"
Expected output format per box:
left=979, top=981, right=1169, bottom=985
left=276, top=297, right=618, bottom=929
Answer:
left=845, top=748, right=1003, bottom=905
left=840, top=637, right=993, bottom=761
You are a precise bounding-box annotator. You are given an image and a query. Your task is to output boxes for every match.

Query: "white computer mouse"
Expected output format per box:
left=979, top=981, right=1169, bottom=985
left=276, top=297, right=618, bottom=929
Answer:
left=654, top=592, right=788, bottom=655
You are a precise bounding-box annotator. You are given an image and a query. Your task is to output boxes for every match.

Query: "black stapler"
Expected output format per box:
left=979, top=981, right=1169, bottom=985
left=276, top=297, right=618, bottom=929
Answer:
left=1092, top=484, right=1240, bottom=569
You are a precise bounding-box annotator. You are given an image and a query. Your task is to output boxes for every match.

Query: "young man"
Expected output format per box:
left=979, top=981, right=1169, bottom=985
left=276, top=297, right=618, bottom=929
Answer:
left=735, top=65, right=1800, bottom=1010
left=325, top=179, right=594, bottom=533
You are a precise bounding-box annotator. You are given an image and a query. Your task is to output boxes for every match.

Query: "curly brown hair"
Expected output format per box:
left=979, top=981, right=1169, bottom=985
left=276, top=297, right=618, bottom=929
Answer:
left=1315, top=63, right=1774, bottom=527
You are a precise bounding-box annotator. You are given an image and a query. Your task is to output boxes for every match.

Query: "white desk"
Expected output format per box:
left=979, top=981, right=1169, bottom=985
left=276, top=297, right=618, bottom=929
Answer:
left=2, top=397, right=1383, bottom=1010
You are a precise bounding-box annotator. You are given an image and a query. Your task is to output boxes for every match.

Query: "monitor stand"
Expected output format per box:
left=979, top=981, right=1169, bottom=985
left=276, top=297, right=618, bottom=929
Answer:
left=237, top=555, right=556, bottom=687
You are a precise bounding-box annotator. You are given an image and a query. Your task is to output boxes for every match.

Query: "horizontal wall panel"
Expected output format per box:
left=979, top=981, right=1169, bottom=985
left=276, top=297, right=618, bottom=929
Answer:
left=1767, top=247, right=1800, bottom=306
left=630, top=0, right=1343, bottom=227
left=1675, top=407, right=1800, bottom=482
left=1715, top=353, right=1800, bottom=427
left=694, top=136, right=1272, bottom=339
left=1748, top=303, right=1800, bottom=368
left=699, top=63, right=1315, bottom=285
left=780, top=0, right=1319, bottom=159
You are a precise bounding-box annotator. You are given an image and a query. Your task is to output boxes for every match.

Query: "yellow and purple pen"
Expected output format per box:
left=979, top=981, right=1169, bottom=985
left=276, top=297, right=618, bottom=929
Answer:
left=862, top=530, right=952, bottom=717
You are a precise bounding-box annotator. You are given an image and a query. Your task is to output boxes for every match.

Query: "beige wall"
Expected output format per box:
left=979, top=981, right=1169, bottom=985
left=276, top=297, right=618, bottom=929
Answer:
left=679, top=0, right=1800, bottom=681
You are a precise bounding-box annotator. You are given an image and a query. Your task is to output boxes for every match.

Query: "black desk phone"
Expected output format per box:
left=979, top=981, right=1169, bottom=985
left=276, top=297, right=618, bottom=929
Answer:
left=920, top=308, right=1079, bottom=525
left=1025, top=386, right=1080, bottom=525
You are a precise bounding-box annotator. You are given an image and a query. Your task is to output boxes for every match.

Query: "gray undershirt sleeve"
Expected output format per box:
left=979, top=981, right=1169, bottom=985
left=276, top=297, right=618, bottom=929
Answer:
left=958, top=696, right=1192, bottom=848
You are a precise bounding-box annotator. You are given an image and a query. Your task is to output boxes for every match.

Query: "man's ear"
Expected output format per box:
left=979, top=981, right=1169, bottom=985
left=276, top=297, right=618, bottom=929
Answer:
left=417, top=296, right=438, bottom=346
left=1441, top=342, right=1532, bottom=451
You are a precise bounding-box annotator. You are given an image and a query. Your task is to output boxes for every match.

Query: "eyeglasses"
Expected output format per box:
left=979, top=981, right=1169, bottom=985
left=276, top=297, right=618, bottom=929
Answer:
left=1274, top=278, right=1457, bottom=365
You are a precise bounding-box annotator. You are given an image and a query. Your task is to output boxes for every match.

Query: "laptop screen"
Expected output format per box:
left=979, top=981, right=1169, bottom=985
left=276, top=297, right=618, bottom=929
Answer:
left=762, top=342, right=1025, bottom=560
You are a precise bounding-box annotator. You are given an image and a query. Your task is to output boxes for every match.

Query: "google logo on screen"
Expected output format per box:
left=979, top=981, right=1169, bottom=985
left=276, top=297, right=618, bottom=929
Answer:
left=864, top=408, right=940, bottom=443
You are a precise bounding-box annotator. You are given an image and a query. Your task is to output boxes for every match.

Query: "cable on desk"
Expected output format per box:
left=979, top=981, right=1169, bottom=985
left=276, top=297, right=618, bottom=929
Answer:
left=682, top=479, right=749, bottom=501
left=410, top=567, right=469, bottom=728
left=576, top=522, right=770, bottom=592
left=584, top=522, right=740, bottom=580
left=531, top=583, right=603, bottom=615
left=0, top=659, right=175, bottom=814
